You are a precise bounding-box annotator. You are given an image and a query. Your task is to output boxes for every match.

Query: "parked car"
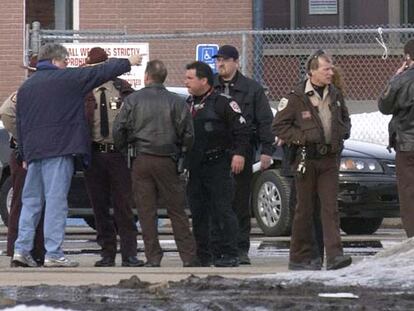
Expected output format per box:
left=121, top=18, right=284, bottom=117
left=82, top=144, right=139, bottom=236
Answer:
left=0, top=86, right=399, bottom=236
left=251, top=139, right=398, bottom=236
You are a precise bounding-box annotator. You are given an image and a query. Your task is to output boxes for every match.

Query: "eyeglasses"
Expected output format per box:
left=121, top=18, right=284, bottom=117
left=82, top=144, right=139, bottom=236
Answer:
left=311, top=49, right=326, bottom=59
left=307, top=49, right=327, bottom=71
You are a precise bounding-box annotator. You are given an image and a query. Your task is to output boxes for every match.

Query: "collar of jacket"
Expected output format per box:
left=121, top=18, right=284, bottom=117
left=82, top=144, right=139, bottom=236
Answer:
left=144, top=83, right=166, bottom=90
left=213, top=71, right=248, bottom=92
left=291, top=79, right=340, bottom=103
left=36, top=60, right=60, bottom=71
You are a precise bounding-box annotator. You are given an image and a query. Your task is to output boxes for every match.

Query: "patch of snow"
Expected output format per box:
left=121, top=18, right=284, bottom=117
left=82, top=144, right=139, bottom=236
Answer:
left=2, top=306, right=80, bottom=311
left=259, top=237, right=414, bottom=289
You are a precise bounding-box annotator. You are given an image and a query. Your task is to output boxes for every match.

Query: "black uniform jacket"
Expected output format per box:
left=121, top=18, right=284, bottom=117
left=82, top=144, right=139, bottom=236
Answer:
left=213, top=71, right=274, bottom=155
left=187, top=90, right=251, bottom=168
left=378, top=66, right=414, bottom=151
left=272, top=80, right=351, bottom=155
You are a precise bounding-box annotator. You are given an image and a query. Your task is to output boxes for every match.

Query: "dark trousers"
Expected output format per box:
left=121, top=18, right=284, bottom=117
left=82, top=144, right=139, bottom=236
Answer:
left=396, top=151, right=414, bottom=238
left=289, top=179, right=324, bottom=262
left=210, top=147, right=253, bottom=256
left=132, top=154, right=196, bottom=264
left=7, top=151, right=45, bottom=261
left=232, top=146, right=253, bottom=253
left=188, top=156, right=239, bottom=261
left=290, top=155, right=343, bottom=264
left=84, top=151, right=137, bottom=260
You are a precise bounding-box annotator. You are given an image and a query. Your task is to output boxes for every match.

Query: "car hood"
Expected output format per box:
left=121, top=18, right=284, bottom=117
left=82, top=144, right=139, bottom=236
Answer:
left=342, top=140, right=395, bottom=160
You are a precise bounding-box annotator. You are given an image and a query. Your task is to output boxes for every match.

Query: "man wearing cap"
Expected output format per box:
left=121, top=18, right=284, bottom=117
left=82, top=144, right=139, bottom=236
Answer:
left=83, top=47, right=143, bottom=267
left=272, top=50, right=352, bottom=270
left=212, top=45, right=274, bottom=264
left=12, top=43, right=143, bottom=268
left=0, top=55, right=45, bottom=266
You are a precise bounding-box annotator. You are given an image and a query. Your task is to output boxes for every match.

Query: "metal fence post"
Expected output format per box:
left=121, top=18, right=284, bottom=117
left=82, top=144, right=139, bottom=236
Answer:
left=30, top=21, right=41, bottom=54
left=241, top=33, right=247, bottom=75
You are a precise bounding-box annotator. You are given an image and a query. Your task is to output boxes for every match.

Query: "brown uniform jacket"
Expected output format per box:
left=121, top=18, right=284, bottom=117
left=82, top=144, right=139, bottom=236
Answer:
left=0, top=92, right=18, bottom=139
left=272, top=80, right=351, bottom=155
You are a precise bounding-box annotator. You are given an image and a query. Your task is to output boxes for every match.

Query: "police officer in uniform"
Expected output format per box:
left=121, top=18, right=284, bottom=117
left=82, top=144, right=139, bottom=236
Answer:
left=212, top=45, right=274, bottom=264
left=83, top=47, right=143, bottom=267
left=378, top=39, right=414, bottom=238
left=0, top=55, right=45, bottom=265
left=184, top=61, right=250, bottom=267
left=272, top=50, right=352, bottom=270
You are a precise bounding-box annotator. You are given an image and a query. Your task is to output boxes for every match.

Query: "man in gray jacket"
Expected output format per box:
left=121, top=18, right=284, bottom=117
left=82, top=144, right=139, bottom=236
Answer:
left=378, top=39, right=414, bottom=238
left=113, top=60, right=197, bottom=267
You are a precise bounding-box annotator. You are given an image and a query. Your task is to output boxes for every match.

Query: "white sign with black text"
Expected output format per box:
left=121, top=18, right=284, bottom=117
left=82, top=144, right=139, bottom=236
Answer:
left=63, top=42, right=149, bottom=90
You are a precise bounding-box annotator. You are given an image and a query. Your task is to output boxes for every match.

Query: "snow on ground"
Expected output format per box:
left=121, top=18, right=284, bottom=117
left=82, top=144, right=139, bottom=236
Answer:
left=260, top=237, right=414, bottom=290
left=349, top=111, right=391, bottom=146
left=2, top=307, right=78, bottom=311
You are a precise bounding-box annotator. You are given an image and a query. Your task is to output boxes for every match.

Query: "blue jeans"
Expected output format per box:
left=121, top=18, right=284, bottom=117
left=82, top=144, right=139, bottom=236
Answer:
left=14, top=156, right=74, bottom=259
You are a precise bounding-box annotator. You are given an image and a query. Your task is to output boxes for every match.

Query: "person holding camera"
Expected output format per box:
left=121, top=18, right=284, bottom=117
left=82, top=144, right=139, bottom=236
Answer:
left=113, top=60, right=197, bottom=267
left=0, top=55, right=45, bottom=266
left=378, top=39, right=414, bottom=238
left=272, top=50, right=352, bottom=271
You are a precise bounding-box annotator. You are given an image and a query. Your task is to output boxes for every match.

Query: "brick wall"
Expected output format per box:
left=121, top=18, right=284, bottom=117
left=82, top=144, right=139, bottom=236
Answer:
left=0, top=0, right=253, bottom=101
left=80, top=1, right=252, bottom=33
left=79, top=0, right=253, bottom=85
left=0, top=0, right=25, bottom=103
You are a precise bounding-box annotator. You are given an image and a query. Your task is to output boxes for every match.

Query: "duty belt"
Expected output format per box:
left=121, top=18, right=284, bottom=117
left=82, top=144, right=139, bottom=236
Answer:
left=202, top=148, right=227, bottom=162
left=305, top=143, right=332, bottom=159
left=92, top=142, right=117, bottom=153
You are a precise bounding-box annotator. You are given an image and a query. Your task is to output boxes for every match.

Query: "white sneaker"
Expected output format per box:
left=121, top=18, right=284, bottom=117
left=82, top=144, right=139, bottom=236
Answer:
left=44, top=256, right=79, bottom=267
left=11, top=252, right=38, bottom=267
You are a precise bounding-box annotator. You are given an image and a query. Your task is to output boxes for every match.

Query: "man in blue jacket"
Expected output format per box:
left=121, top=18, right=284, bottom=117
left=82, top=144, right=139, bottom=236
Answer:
left=12, top=43, right=143, bottom=268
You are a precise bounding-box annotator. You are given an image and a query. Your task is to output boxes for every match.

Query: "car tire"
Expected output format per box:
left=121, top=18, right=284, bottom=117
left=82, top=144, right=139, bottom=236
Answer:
left=252, top=169, right=293, bottom=236
left=83, top=216, right=96, bottom=230
left=340, top=217, right=383, bottom=235
left=0, top=176, right=12, bottom=227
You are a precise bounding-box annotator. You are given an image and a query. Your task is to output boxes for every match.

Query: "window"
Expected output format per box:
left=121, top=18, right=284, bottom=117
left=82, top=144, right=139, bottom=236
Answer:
left=26, top=0, right=73, bottom=29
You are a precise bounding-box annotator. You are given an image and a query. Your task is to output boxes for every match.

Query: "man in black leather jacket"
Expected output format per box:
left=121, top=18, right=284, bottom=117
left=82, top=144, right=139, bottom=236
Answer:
left=212, top=45, right=274, bottom=264
left=378, top=39, right=414, bottom=238
left=113, top=60, right=197, bottom=267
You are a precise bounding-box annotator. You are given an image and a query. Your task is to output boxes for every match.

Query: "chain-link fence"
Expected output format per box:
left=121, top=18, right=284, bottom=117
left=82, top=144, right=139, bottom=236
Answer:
left=27, top=23, right=414, bottom=144
left=28, top=23, right=414, bottom=102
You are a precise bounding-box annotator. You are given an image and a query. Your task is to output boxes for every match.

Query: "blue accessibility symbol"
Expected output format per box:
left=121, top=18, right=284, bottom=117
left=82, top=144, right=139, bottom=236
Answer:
left=196, top=44, right=219, bottom=73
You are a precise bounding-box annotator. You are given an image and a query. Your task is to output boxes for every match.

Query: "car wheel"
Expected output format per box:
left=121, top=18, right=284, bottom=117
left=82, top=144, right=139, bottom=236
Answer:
left=0, top=176, right=12, bottom=227
left=340, top=217, right=383, bottom=235
left=83, top=216, right=96, bottom=230
left=252, top=169, right=293, bottom=236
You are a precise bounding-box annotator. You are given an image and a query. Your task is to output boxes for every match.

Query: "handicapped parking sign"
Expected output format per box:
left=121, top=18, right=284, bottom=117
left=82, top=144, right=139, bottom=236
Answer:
left=196, top=44, right=219, bottom=73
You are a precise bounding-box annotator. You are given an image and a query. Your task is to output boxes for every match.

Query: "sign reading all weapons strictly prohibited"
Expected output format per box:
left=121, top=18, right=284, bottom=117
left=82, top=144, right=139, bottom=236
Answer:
left=63, top=42, right=149, bottom=90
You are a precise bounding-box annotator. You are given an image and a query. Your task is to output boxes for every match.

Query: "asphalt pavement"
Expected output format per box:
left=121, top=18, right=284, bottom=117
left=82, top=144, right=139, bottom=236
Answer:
left=0, top=223, right=405, bottom=287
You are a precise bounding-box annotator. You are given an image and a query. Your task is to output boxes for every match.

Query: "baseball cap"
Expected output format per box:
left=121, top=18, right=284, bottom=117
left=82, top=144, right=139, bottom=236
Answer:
left=212, top=45, right=239, bottom=60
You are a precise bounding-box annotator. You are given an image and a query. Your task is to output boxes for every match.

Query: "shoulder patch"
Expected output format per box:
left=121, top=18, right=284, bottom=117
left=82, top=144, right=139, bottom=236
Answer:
left=11, top=94, right=17, bottom=103
left=278, top=97, right=289, bottom=111
left=229, top=101, right=242, bottom=113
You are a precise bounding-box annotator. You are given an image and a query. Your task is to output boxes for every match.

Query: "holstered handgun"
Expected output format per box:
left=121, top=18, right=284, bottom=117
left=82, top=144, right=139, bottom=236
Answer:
left=175, top=146, right=188, bottom=176
left=127, top=144, right=136, bottom=169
